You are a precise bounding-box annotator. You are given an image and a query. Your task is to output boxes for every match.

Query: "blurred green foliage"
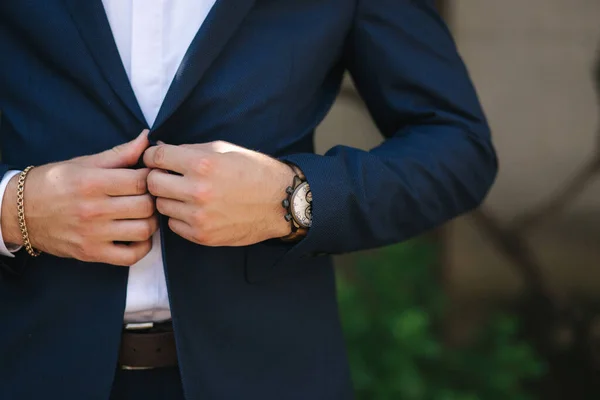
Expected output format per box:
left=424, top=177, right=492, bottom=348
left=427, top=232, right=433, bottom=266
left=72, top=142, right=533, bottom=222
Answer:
left=337, top=240, right=545, bottom=400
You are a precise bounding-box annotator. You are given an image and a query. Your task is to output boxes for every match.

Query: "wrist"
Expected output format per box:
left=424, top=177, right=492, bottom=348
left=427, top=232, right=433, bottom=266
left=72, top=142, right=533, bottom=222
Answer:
left=1, top=174, right=24, bottom=246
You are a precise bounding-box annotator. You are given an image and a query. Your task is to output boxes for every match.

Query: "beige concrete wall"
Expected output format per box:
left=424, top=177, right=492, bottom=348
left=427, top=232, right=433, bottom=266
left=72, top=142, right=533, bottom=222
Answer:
left=447, top=0, right=600, bottom=300
left=452, top=0, right=600, bottom=218
left=314, top=80, right=382, bottom=155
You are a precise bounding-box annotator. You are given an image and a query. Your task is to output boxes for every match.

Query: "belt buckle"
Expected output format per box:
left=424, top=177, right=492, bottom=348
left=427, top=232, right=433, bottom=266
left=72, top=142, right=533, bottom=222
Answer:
left=120, top=322, right=155, bottom=370
left=120, top=365, right=155, bottom=371
left=124, top=322, right=154, bottom=331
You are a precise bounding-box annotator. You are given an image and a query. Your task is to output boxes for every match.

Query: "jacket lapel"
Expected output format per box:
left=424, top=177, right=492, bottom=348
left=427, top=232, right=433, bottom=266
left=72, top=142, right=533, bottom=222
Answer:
left=62, top=0, right=146, bottom=126
left=151, top=0, right=256, bottom=130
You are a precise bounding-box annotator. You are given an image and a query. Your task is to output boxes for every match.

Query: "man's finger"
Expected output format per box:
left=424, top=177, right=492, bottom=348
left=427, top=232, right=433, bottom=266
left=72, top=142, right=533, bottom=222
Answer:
left=109, top=194, right=156, bottom=220
left=168, top=218, right=201, bottom=245
left=103, top=240, right=153, bottom=267
left=101, top=168, right=150, bottom=196
left=156, top=198, right=194, bottom=221
left=79, top=130, right=150, bottom=169
left=143, top=144, right=198, bottom=174
left=107, top=217, right=159, bottom=242
left=147, top=169, right=195, bottom=201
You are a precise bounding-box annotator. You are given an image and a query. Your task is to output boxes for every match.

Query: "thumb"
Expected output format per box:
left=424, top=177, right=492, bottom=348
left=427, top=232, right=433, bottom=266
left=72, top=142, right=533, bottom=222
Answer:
left=80, top=130, right=150, bottom=169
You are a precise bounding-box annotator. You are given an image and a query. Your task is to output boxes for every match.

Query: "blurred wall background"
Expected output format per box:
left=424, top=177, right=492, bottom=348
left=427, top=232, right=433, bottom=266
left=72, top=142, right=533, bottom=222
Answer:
left=315, top=0, right=600, bottom=304
left=447, top=0, right=600, bottom=304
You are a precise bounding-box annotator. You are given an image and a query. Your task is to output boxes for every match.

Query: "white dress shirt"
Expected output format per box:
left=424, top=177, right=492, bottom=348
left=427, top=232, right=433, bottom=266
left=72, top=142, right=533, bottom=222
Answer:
left=0, top=0, right=217, bottom=323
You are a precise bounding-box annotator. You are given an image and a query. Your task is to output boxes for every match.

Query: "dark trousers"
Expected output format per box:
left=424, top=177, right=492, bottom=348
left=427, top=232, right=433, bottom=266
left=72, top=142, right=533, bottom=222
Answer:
left=110, top=367, right=185, bottom=400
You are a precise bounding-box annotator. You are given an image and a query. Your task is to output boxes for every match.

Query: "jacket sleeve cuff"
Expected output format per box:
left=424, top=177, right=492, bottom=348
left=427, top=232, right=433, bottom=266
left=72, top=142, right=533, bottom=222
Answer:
left=0, top=170, right=23, bottom=258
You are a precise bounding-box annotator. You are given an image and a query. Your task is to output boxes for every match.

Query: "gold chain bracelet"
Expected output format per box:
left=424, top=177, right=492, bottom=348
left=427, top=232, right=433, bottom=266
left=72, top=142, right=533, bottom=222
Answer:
left=17, top=166, right=41, bottom=257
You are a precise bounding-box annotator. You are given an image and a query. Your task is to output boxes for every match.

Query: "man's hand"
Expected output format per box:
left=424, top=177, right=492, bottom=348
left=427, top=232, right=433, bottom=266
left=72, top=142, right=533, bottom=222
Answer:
left=1, top=131, right=158, bottom=266
left=144, top=141, right=294, bottom=247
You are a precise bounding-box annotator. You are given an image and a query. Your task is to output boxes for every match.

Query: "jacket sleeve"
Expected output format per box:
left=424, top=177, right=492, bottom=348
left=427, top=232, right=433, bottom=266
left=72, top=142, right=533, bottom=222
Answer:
left=0, top=165, right=29, bottom=278
left=279, top=0, right=497, bottom=263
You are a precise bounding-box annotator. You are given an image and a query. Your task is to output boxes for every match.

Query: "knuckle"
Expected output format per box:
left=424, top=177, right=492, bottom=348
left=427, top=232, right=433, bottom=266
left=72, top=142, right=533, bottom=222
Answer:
left=190, top=187, right=203, bottom=203
left=210, top=140, right=227, bottom=152
left=191, top=209, right=206, bottom=227
left=146, top=173, right=159, bottom=196
left=76, top=202, right=100, bottom=221
left=135, top=175, right=148, bottom=194
left=141, top=240, right=153, bottom=254
left=142, top=220, right=155, bottom=239
left=155, top=198, right=169, bottom=215
left=193, top=157, right=214, bottom=176
left=133, top=242, right=152, bottom=263
left=117, top=247, right=143, bottom=266
left=191, top=227, right=208, bottom=244
left=167, top=218, right=178, bottom=234
left=153, top=146, right=166, bottom=168
left=190, top=184, right=210, bottom=203
left=155, top=197, right=165, bottom=214
left=142, top=196, right=156, bottom=217
left=120, top=252, right=139, bottom=267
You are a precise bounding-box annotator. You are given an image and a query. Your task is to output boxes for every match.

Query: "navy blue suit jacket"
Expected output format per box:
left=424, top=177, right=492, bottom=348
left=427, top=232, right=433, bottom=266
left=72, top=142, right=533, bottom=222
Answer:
left=0, top=0, right=497, bottom=398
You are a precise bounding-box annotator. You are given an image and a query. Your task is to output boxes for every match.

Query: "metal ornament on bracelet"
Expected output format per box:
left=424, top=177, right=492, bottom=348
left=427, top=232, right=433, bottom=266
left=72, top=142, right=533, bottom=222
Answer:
left=280, top=171, right=312, bottom=241
left=17, top=166, right=42, bottom=257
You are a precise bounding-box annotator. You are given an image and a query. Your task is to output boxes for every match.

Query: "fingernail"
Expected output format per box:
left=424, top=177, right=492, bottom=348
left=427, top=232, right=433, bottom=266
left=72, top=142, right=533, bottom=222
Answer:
left=157, top=140, right=165, bottom=145
left=140, top=129, right=150, bottom=137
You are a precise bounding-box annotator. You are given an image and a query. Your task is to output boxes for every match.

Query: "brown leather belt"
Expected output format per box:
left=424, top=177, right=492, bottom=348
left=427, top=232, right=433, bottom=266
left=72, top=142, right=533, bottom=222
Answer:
left=118, top=321, right=178, bottom=370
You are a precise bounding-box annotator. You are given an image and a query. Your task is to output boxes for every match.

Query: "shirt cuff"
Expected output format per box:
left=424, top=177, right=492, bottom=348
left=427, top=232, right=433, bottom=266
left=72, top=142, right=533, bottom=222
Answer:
left=0, top=170, right=23, bottom=257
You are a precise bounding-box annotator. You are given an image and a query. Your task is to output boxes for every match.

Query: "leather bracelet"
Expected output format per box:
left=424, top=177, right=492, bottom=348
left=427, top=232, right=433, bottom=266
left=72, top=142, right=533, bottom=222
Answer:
left=17, top=166, right=41, bottom=257
left=280, top=162, right=310, bottom=242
